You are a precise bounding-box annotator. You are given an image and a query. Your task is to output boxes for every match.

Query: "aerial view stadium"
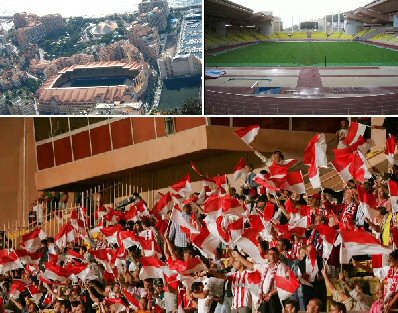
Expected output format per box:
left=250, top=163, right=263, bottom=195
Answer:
left=205, top=0, right=398, bottom=115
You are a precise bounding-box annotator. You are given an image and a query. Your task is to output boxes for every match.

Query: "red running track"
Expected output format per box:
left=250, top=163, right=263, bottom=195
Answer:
left=205, top=90, right=398, bottom=115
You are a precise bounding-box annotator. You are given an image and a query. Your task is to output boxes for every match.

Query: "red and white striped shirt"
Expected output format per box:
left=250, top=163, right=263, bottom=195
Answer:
left=227, top=270, right=252, bottom=309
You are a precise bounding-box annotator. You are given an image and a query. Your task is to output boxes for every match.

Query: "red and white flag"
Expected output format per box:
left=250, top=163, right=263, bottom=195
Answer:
left=219, top=194, right=246, bottom=216
left=228, top=217, right=245, bottom=247
left=349, top=151, right=371, bottom=182
left=21, top=228, right=47, bottom=252
left=233, top=157, right=246, bottom=181
left=137, top=237, right=163, bottom=259
left=42, top=262, right=70, bottom=282
left=316, top=225, right=338, bottom=259
left=117, top=231, right=141, bottom=250
left=170, top=207, right=199, bottom=234
left=304, top=133, right=328, bottom=168
left=122, top=288, right=140, bottom=310
left=337, top=230, right=392, bottom=263
left=65, top=262, right=97, bottom=282
left=304, top=134, right=327, bottom=189
left=178, top=257, right=207, bottom=275
left=0, top=251, right=24, bottom=274
left=344, top=122, right=367, bottom=148
left=388, top=179, right=398, bottom=213
left=15, top=250, right=42, bottom=265
left=171, top=174, right=192, bottom=197
left=105, top=298, right=128, bottom=313
left=55, top=223, right=77, bottom=249
left=372, top=254, right=389, bottom=279
left=204, top=216, right=230, bottom=245
left=101, top=225, right=123, bottom=244
left=139, top=256, right=166, bottom=280
left=27, top=284, right=43, bottom=303
left=234, top=125, right=260, bottom=145
left=254, top=174, right=279, bottom=192
left=386, top=135, right=397, bottom=165
left=332, top=148, right=353, bottom=183
left=275, top=270, right=300, bottom=301
left=151, top=192, right=173, bottom=218
left=288, top=213, right=308, bottom=230
left=235, top=229, right=263, bottom=263
left=357, top=184, right=378, bottom=220
left=9, top=280, right=26, bottom=298
left=191, top=224, right=221, bottom=259
left=282, top=171, right=306, bottom=194
left=268, top=163, right=289, bottom=180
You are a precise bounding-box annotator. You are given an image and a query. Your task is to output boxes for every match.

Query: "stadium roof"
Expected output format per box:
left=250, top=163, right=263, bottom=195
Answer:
left=365, top=0, right=398, bottom=15
left=205, top=0, right=272, bottom=26
left=346, top=0, right=397, bottom=24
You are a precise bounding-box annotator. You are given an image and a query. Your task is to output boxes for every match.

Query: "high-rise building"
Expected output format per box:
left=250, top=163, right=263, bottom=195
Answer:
left=127, top=22, right=160, bottom=61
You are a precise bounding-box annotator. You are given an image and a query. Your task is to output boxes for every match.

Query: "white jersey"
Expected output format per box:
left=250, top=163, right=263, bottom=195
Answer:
left=227, top=270, right=252, bottom=309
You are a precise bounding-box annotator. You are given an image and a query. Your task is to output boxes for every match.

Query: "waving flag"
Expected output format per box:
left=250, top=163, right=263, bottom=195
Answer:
left=191, top=224, right=221, bottom=259
left=139, top=256, right=166, bottom=280
left=171, top=174, right=192, bottom=197
left=0, top=251, right=24, bottom=274
left=282, top=171, right=306, bottom=194
left=357, top=184, right=378, bottom=220
left=344, top=122, right=367, bottom=147
left=117, top=231, right=141, bottom=250
left=386, top=135, right=397, bottom=165
left=337, top=230, right=392, bottom=263
left=27, top=284, right=43, bottom=303
left=101, top=225, right=124, bottom=244
left=316, top=225, right=338, bottom=259
left=275, top=270, right=300, bottom=301
left=170, top=207, right=199, bottom=234
left=332, top=148, right=353, bottom=183
left=21, top=228, right=47, bottom=252
left=349, top=151, right=371, bottom=182
left=10, top=280, right=26, bottom=298
left=15, top=250, right=42, bottom=265
left=42, top=262, right=70, bottom=282
left=235, top=229, right=263, bottom=263
left=122, top=288, right=140, bottom=310
left=169, top=256, right=207, bottom=275
left=304, top=134, right=328, bottom=189
left=234, top=125, right=260, bottom=145
left=151, top=192, right=173, bottom=218
left=233, top=157, right=246, bottom=181
left=388, top=179, right=398, bottom=213
left=55, top=223, right=77, bottom=248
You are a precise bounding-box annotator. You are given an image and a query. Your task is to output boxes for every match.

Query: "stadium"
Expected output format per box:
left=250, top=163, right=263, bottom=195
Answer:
left=38, top=61, right=150, bottom=115
left=204, top=0, right=398, bottom=115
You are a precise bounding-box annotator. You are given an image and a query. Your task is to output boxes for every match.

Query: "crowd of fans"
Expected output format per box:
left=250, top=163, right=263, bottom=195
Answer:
left=1, top=121, right=398, bottom=313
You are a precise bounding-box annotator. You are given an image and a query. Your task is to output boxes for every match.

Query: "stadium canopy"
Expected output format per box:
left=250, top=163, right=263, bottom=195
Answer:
left=346, top=0, right=398, bottom=25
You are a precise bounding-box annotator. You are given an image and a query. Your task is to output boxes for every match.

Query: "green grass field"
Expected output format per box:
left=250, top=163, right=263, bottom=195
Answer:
left=205, top=42, right=398, bottom=67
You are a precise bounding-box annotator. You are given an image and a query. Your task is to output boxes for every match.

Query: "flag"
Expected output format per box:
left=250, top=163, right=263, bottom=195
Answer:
left=372, top=254, right=389, bottom=279
left=316, top=225, right=338, bottom=259
left=169, top=257, right=207, bottom=275
left=139, top=256, right=166, bottom=280
left=337, top=230, right=392, bottom=263
left=332, top=148, right=353, bottom=183
left=288, top=213, right=308, bottom=230
left=65, top=263, right=96, bottom=282
left=122, top=288, right=140, bottom=310
left=349, top=151, right=371, bottom=182
left=219, top=194, right=246, bottom=216
left=21, top=228, right=47, bottom=253
left=204, top=216, right=230, bottom=245
left=15, top=250, right=42, bottom=265
left=282, top=171, right=306, bottom=194
left=0, top=251, right=24, bottom=274
left=117, top=231, right=141, bottom=250
left=42, top=262, right=70, bottom=282
left=151, top=192, right=173, bottom=218
left=170, top=207, right=199, bottom=234
left=171, top=174, right=192, bottom=196
left=268, top=163, right=289, bottom=180
left=228, top=217, right=245, bottom=247
left=344, top=122, right=367, bottom=148
left=357, top=184, right=378, bottom=220
left=9, top=280, right=26, bottom=298
left=234, top=125, right=260, bottom=145
left=388, top=179, right=398, bottom=213
left=101, top=225, right=123, bottom=244
left=304, top=133, right=328, bottom=168
left=233, top=157, right=246, bottom=181
left=55, top=223, right=77, bottom=248
left=235, top=229, right=263, bottom=263
left=105, top=298, right=128, bottom=313
left=254, top=175, right=279, bottom=191
left=275, top=270, right=300, bottom=301
left=191, top=225, right=221, bottom=259
left=386, top=135, right=397, bottom=165
left=27, top=284, right=42, bottom=304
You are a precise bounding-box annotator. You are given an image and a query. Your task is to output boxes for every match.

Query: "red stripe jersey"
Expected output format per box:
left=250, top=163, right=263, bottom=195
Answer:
left=227, top=270, right=251, bottom=309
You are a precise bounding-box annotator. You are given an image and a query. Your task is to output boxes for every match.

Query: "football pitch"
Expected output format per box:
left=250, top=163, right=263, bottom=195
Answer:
left=205, top=41, right=398, bottom=67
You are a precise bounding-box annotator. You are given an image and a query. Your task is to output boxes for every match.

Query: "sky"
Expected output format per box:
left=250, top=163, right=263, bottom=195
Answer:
left=232, top=0, right=370, bottom=27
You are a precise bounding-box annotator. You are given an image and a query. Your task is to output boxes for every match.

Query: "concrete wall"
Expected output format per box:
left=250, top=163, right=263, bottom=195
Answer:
left=258, top=21, right=274, bottom=36
left=344, top=19, right=363, bottom=35
left=0, top=118, right=38, bottom=227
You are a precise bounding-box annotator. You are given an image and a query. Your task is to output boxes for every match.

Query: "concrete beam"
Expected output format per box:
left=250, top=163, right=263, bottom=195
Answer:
left=355, top=7, right=391, bottom=23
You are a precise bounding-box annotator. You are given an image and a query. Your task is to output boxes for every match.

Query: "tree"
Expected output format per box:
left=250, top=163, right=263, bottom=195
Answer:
left=180, top=97, right=201, bottom=115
